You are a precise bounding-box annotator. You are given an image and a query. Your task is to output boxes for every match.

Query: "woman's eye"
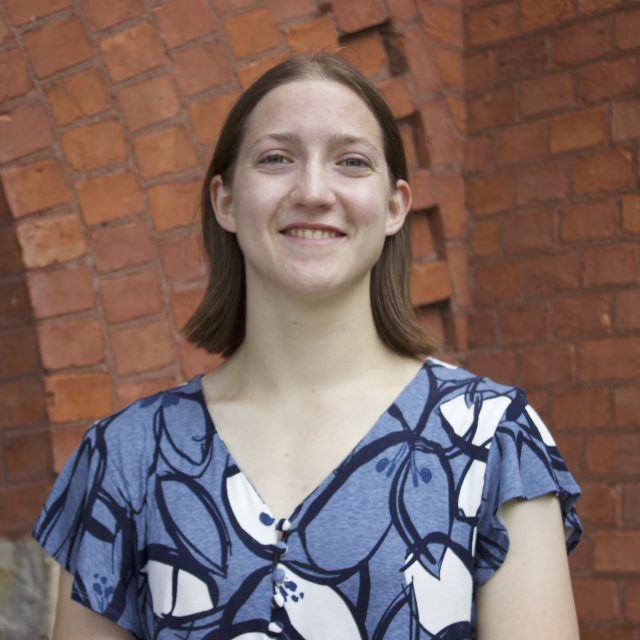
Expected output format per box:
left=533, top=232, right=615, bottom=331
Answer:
left=341, top=157, right=370, bottom=168
left=259, top=154, right=290, bottom=165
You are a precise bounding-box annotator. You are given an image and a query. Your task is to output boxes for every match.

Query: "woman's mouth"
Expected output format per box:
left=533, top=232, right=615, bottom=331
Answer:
left=283, top=228, right=342, bottom=240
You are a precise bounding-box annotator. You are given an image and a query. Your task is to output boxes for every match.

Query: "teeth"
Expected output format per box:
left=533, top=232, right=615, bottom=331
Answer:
left=286, top=228, right=340, bottom=239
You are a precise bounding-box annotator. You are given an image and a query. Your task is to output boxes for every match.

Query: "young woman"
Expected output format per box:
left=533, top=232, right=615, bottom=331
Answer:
left=35, top=54, right=582, bottom=640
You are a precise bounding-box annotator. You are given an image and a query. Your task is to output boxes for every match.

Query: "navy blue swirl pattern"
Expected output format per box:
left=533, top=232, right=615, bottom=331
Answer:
left=33, top=358, right=581, bottom=639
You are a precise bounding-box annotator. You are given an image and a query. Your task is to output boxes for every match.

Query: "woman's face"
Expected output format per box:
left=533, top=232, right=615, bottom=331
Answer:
left=211, top=78, right=411, bottom=301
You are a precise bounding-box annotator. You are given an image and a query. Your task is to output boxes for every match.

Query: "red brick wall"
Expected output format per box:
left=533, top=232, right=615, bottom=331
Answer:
left=463, top=0, right=640, bottom=637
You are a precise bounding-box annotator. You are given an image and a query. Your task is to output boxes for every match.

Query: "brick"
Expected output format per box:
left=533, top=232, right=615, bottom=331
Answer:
left=496, top=37, right=547, bottom=82
left=623, top=580, right=640, bottom=622
left=498, top=304, right=548, bottom=343
left=283, top=16, right=339, bottom=55
left=210, top=0, right=253, bottom=11
left=189, top=92, right=239, bottom=146
left=467, top=172, right=514, bottom=216
left=385, top=0, right=417, bottom=23
left=28, top=266, right=95, bottom=320
left=519, top=344, right=575, bottom=387
left=329, top=0, right=386, bottom=33
left=99, top=22, right=165, bottom=82
left=416, top=306, right=446, bottom=347
left=612, top=99, right=640, bottom=142
left=265, top=0, right=315, bottom=22
left=444, top=246, right=471, bottom=309
left=400, top=28, right=441, bottom=97
left=616, top=289, right=640, bottom=331
left=16, top=214, right=86, bottom=269
left=172, top=42, right=235, bottom=96
left=471, top=220, right=500, bottom=258
left=50, top=424, right=85, bottom=471
left=581, top=337, right=640, bottom=382
left=518, top=72, right=574, bottom=117
left=467, top=310, right=495, bottom=348
left=463, top=51, right=494, bottom=94
left=550, top=108, right=605, bottom=153
left=116, top=376, right=179, bottom=409
left=38, top=318, right=103, bottom=370
left=1, top=160, right=69, bottom=218
left=0, top=228, right=22, bottom=277
left=552, top=17, right=609, bottom=66
left=551, top=387, right=610, bottom=430
left=495, top=121, right=547, bottom=166
left=465, top=350, right=517, bottom=387
left=153, top=0, right=217, bottom=48
left=473, top=262, right=521, bottom=305
left=341, top=31, right=387, bottom=78
left=464, top=136, right=493, bottom=174
left=522, top=252, right=580, bottom=296
left=445, top=95, right=465, bottom=135
left=81, top=0, right=145, bottom=31
left=89, top=219, right=154, bottom=273
left=593, top=532, right=640, bottom=572
left=418, top=101, right=462, bottom=166
left=178, top=338, right=222, bottom=378
left=46, top=372, right=113, bottom=423
left=560, top=198, right=618, bottom=242
left=170, top=286, right=204, bottom=330
left=582, top=482, right=618, bottom=526
left=516, top=162, right=568, bottom=205
left=0, top=328, right=39, bottom=378
left=23, top=17, right=92, bottom=79
left=418, top=3, right=462, bottom=48
left=111, top=320, right=175, bottom=375
left=578, top=57, right=638, bottom=103
left=550, top=293, right=612, bottom=338
left=117, top=75, right=181, bottom=131
left=0, top=377, right=46, bottom=430
left=400, top=122, right=419, bottom=169
left=431, top=173, right=467, bottom=239
left=409, top=212, right=435, bottom=262
left=578, top=0, right=625, bottom=13
left=0, top=104, right=53, bottom=163
left=0, top=48, right=31, bottom=101
left=376, top=77, right=414, bottom=119
left=573, top=148, right=633, bottom=195
left=615, top=8, right=640, bottom=50
left=236, top=53, right=289, bottom=89
left=76, top=171, right=144, bottom=225
left=0, top=17, right=8, bottom=44
left=466, top=3, right=517, bottom=46
left=409, top=168, right=434, bottom=211
left=502, top=209, right=555, bottom=254
left=581, top=630, right=638, bottom=640
left=433, top=48, right=462, bottom=90
left=0, top=483, right=51, bottom=536
left=159, top=234, right=207, bottom=285
left=100, top=269, right=164, bottom=324
left=574, top=579, right=619, bottom=622
left=615, top=386, right=640, bottom=428
left=62, top=121, right=128, bottom=171
left=0, top=279, right=32, bottom=329
left=44, top=68, right=110, bottom=125
left=5, top=430, right=52, bottom=482
left=583, top=244, right=638, bottom=288
left=133, top=126, right=198, bottom=179
left=520, top=0, right=572, bottom=32
left=468, top=87, right=515, bottom=131
left=4, top=0, right=71, bottom=24
left=147, top=180, right=200, bottom=230
left=622, top=195, right=640, bottom=235
left=224, top=8, right=279, bottom=58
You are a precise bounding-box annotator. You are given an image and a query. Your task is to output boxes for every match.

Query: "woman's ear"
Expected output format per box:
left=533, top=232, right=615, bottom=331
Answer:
left=210, top=175, right=236, bottom=233
left=385, top=179, right=412, bottom=236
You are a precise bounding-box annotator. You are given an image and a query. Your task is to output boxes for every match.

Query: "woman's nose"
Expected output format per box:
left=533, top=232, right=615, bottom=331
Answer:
left=290, top=161, right=336, bottom=209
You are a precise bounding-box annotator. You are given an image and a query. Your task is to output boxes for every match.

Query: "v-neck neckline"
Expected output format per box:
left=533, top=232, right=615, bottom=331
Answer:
left=194, top=359, right=430, bottom=524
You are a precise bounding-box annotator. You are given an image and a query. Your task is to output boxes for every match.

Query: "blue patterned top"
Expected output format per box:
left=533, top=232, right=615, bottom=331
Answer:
left=34, top=358, right=581, bottom=639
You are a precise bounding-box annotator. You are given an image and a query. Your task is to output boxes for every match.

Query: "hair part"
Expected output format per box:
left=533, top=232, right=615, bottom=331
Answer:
left=183, top=53, right=439, bottom=358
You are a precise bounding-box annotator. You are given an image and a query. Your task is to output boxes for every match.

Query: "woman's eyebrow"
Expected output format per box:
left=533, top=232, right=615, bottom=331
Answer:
left=249, top=132, right=381, bottom=155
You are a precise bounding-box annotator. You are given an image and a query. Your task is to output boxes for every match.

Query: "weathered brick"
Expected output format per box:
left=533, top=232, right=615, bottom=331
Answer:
left=552, top=17, right=609, bottom=66
left=581, top=337, right=640, bottom=382
left=516, top=162, right=568, bottom=205
left=518, top=72, right=574, bottom=117
left=467, top=172, right=514, bottom=216
left=520, top=0, right=573, bottom=32
left=468, top=87, right=515, bottom=131
left=612, top=99, right=640, bottom=142
left=433, top=48, right=462, bottom=90
left=623, top=580, right=640, bottom=622
left=76, top=171, right=144, bottom=225
left=550, top=293, right=612, bottom=338
left=418, top=3, right=462, bottom=48
left=100, top=269, right=164, bottom=324
left=116, top=376, right=179, bottom=409
left=522, top=252, right=580, bottom=296
left=81, top=0, right=145, bottom=31
left=466, top=350, right=517, bottom=387
left=583, top=244, right=638, bottom=288
left=189, top=92, right=239, bottom=145
left=0, top=16, right=8, bottom=43
left=399, top=28, right=441, bottom=97
left=519, top=344, right=575, bottom=387
left=473, top=262, right=521, bottom=305
left=496, top=37, right=547, bottom=82
left=0, top=328, right=40, bottom=378
left=418, top=101, right=462, bottom=165
left=99, top=22, right=165, bottom=82
left=622, top=195, right=640, bottom=235
left=4, top=430, right=52, bottom=482
left=133, top=126, right=198, bottom=179
left=616, top=289, right=640, bottom=331
left=23, top=17, right=92, bottom=78
left=44, top=68, right=110, bottom=125
left=592, top=532, right=640, bottom=572
left=27, top=266, right=95, bottom=319
left=0, top=483, right=51, bottom=536
left=62, top=121, right=128, bottom=171
left=117, top=75, right=181, bottom=131
left=464, top=51, right=495, bottom=94
left=578, top=57, right=638, bottom=103
left=153, top=0, right=217, bottom=48
left=466, top=3, right=518, bottom=46
left=409, top=212, right=435, bottom=263
left=615, top=386, right=640, bottom=428
left=495, top=121, right=547, bottom=166
left=0, top=48, right=31, bottom=102
left=578, top=0, right=625, bottom=13
left=170, top=286, right=204, bottom=330
left=550, top=108, right=605, bottom=153
left=0, top=104, right=53, bottom=163
left=329, top=0, right=386, bottom=33
left=376, top=77, right=414, bottom=119
left=89, top=219, right=154, bottom=273
left=502, top=209, right=555, bottom=253
left=614, top=7, right=640, bottom=50
left=38, top=318, right=103, bottom=370
left=283, top=16, right=339, bottom=55
left=1, top=160, right=69, bottom=218
left=172, top=42, right=235, bottom=96
left=498, top=304, right=548, bottom=344
left=51, top=425, right=86, bottom=472
left=467, top=310, right=495, bottom=348
left=385, top=0, right=417, bottom=23
left=559, top=198, right=618, bottom=242
left=5, top=0, right=71, bottom=24
left=0, top=227, right=22, bottom=277
left=573, top=148, right=633, bottom=195
left=46, top=372, right=113, bottom=423
left=471, top=220, right=500, bottom=258
left=224, top=8, right=279, bottom=58
left=111, top=320, right=175, bottom=375
left=411, top=262, right=452, bottom=307
left=159, top=234, right=207, bottom=286
left=551, top=387, right=610, bottom=430
left=400, top=122, right=418, bottom=169
left=409, top=168, right=434, bottom=211
left=0, top=279, right=32, bottom=329
left=179, top=338, right=222, bottom=378
left=210, top=0, right=254, bottom=11
left=236, top=53, right=289, bottom=89
left=147, top=180, right=200, bottom=231
left=431, top=173, right=467, bottom=239
left=574, top=579, right=620, bottom=622
left=581, top=629, right=639, bottom=640
left=265, top=0, right=315, bottom=22
left=464, top=136, right=493, bottom=174
left=341, top=31, right=387, bottom=78
left=16, top=214, right=86, bottom=269
left=0, top=378, right=46, bottom=429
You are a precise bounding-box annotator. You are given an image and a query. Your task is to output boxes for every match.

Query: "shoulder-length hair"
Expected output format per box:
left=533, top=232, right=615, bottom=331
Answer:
left=183, top=53, right=438, bottom=358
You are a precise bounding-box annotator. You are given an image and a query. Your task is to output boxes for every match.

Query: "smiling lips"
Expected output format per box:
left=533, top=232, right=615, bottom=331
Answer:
left=280, top=224, right=345, bottom=240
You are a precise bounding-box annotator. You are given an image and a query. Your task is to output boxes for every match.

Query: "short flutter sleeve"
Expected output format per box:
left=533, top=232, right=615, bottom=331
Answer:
left=473, top=390, right=582, bottom=585
left=33, top=421, right=144, bottom=638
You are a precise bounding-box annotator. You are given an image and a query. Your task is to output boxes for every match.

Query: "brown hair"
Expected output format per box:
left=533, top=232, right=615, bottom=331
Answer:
left=183, top=53, right=438, bottom=358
